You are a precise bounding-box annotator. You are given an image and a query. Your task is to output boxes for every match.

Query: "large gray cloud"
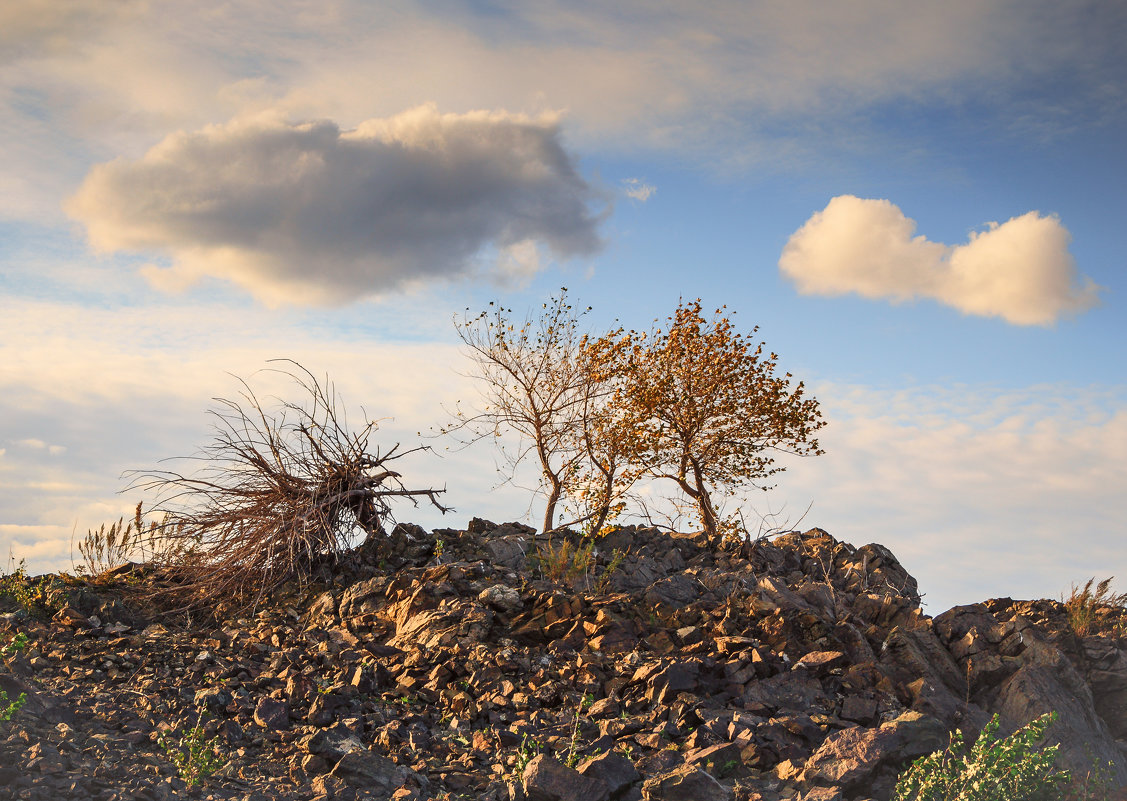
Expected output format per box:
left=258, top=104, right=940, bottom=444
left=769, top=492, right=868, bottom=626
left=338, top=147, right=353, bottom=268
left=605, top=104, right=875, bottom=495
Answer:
left=68, top=105, right=605, bottom=304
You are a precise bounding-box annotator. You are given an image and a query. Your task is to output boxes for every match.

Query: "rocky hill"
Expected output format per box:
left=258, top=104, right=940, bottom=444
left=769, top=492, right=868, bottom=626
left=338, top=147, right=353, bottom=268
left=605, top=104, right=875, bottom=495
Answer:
left=2, top=522, right=1126, bottom=801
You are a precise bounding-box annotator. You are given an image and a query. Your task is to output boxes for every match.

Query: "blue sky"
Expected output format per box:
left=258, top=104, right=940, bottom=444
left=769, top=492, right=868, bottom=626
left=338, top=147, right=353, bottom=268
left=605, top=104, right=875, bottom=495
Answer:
left=1, top=0, right=1124, bottom=613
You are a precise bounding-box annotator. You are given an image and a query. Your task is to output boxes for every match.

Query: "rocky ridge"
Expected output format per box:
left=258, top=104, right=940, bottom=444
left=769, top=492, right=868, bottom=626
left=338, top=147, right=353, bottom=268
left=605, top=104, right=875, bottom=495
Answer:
left=3, top=521, right=1127, bottom=801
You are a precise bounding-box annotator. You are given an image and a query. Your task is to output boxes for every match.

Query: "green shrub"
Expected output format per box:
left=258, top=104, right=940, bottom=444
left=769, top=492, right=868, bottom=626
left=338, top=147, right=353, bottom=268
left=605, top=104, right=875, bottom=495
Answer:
left=893, top=712, right=1070, bottom=801
left=156, top=714, right=227, bottom=788
left=0, top=689, right=26, bottom=723
left=1, top=632, right=28, bottom=659
left=0, top=559, right=67, bottom=618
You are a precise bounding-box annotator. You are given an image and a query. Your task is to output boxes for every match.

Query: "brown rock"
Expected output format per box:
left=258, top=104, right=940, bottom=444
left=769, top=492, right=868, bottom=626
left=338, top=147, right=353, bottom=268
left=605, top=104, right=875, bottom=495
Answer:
left=641, top=764, right=732, bottom=801
left=577, top=751, right=640, bottom=796
left=253, top=696, right=291, bottom=730
left=799, top=710, right=945, bottom=790
left=522, top=754, right=610, bottom=801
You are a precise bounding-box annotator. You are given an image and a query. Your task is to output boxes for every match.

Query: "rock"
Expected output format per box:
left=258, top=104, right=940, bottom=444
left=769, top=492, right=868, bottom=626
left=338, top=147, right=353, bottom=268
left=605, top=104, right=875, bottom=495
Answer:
left=798, top=788, right=843, bottom=801
left=253, top=696, right=291, bottom=730
left=330, top=749, right=421, bottom=796
left=479, top=585, right=523, bottom=614
left=7, top=522, right=1127, bottom=801
left=577, top=751, right=640, bottom=796
left=644, top=661, right=699, bottom=705
left=641, top=764, right=732, bottom=801
left=793, top=651, right=846, bottom=675
left=685, top=742, right=742, bottom=777
left=800, top=710, right=946, bottom=791
left=302, top=725, right=365, bottom=761
left=522, top=754, right=610, bottom=801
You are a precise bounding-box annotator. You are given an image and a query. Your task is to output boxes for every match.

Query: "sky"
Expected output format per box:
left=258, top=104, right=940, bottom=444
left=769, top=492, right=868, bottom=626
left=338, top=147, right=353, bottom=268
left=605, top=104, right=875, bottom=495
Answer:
left=1, top=0, right=1124, bottom=614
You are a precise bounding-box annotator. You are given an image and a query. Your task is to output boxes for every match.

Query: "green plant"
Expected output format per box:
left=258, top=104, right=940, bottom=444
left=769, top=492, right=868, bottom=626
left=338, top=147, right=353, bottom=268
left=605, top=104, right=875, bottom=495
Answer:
left=0, top=559, right=67, bottom=618
left=1, top=688, right=27, bottom=723
left=514, top=732, right=541, bottom=774
left=563, top=693, right=594, bottom=768
left=156, top=712, right=227, bottom=788
left=893, top=712, right=1070, bottom=801
left=1062, top=578, right=1127, bottom=637
left=592, top=547, right=626, bottom=595
left=1, top=632, right=29, bottom=659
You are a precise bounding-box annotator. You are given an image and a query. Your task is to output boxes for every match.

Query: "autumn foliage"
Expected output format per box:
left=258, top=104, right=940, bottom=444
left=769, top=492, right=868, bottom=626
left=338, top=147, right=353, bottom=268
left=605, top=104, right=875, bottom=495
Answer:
left=454, top=295, right=825, bottom=539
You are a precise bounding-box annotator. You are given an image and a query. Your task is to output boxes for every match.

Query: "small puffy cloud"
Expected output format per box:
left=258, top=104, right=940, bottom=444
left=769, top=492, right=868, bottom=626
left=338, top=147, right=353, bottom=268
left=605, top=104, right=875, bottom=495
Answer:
left=622, top=178, right=656, bottom=202
left=68, top=105, right=604, bottom=305
left=779, top=195, right=1102, bottom=326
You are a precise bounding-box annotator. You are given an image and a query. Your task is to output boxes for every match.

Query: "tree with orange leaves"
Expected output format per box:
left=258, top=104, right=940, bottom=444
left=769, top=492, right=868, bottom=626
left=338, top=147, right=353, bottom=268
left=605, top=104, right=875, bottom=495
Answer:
left=593, top=299, right=824, bottom=539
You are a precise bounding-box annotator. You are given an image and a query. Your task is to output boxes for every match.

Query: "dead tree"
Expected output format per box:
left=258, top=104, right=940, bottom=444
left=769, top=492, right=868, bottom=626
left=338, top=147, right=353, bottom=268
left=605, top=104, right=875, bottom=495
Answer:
left=126, top=360, right=448, bottom=612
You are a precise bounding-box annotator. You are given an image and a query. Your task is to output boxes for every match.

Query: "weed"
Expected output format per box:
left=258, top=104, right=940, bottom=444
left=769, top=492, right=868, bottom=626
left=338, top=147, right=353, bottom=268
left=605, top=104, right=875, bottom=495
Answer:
left=1, top=632, right=29, bottom=659
left=563, top=693, right=594, bottom=768
left=0, top=689, right=26, bottom=723
left=592, top=548, right=626, bottom=595
left=156, top=711, right=227, bottom=788
left=74, top=502, right=185, bottom=577
left=1062, top=578, right=1127, bottom=637
left=514, top=732, right=541, bottom=775
left=893, top=712, right=1069, bottom=801
left=535, top=536, right=595, bottom=584
left=0, top=559, right=67, bottom=618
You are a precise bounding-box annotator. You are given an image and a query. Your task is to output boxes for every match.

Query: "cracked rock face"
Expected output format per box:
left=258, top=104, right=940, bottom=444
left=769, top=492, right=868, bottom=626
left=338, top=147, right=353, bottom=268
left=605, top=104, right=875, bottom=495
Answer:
left=2, top=521, right=1126, bottom=801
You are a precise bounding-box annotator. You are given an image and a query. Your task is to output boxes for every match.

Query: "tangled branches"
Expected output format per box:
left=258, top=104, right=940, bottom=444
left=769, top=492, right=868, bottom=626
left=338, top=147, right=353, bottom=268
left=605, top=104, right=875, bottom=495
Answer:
left=128, top=361, right=448, bottom=611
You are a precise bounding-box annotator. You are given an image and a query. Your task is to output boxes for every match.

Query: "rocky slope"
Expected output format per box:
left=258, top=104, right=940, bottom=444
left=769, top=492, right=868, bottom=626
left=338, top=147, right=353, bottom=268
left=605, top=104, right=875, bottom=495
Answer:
left=2, top=522, right=1126, bottom=801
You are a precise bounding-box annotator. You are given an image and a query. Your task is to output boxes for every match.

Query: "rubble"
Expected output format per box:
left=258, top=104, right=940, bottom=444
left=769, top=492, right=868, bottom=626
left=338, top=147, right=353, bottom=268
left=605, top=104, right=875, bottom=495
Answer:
left=2, top=522, right=1126, bottom=800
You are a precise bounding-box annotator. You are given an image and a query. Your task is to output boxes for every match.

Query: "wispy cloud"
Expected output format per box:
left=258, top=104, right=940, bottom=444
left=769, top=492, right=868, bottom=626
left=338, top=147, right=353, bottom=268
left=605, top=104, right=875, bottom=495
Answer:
left=779, top=195, right=1102, bottom=326
left=13, top=438, right=66, bottom=455
left=774, top=383, right=1127, bottom=612
left=68, top=106, right=604, bottom=305
left=622, top=178, right=656, bottom=202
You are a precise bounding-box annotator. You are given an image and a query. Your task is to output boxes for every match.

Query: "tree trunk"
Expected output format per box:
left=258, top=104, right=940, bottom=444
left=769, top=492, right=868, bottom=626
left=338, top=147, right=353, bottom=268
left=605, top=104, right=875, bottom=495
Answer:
left=542, top=476, right=562, bottom=533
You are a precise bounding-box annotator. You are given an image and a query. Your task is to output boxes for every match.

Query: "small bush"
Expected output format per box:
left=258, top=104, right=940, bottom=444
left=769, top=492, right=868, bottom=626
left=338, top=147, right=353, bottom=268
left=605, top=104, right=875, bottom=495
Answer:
left=157, top=714, right=227, bottom=788
left=1062, top=577, right=1127, bottom=637
left=535, top=535, right=595, bottom=584
left=1, top=632, right=28, bottom=659
left=893, top=712, right=1070, bottom=801
left=0, top=559, right=67, bottom=618
left=0, top=689, right=26, bottom=723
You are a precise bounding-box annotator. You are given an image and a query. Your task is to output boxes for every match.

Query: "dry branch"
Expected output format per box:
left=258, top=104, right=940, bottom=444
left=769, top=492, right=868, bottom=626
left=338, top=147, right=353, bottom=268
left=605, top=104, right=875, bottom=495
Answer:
left=126, top=360, right=448, bottom=612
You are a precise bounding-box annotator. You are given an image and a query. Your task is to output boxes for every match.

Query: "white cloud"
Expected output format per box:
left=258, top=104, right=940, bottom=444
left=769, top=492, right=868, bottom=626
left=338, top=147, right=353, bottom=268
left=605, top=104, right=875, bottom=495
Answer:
left=770, top=383, right=1127, bottom=613
left=622, top=178, right=656, bottom=202
left=779, top=195, right=1102, bottom=326
left=67, top=106, right=604, bottom=305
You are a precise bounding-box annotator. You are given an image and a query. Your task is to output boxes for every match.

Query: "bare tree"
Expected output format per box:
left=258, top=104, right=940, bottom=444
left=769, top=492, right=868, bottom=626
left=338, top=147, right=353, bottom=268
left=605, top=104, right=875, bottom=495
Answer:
left=447, top=290, right=616, bottom=533
left=127, top=360, right=448, bottom=611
